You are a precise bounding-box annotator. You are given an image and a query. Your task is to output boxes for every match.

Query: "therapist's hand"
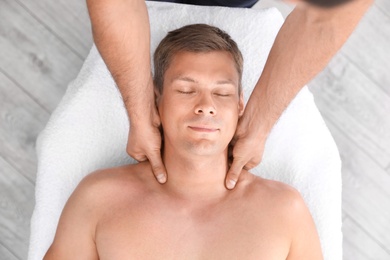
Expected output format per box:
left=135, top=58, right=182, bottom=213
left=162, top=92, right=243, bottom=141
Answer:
left=225, top=0, right=373, bottom=190
left=127, top=108, right=167, bottom=184
left=87, top=0, right=167, bottom=182
left=226, top=109, right=268, bottom=190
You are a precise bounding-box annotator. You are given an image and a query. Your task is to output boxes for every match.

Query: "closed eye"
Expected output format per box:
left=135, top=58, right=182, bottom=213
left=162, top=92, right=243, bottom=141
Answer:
left=214, top=93, right=232, bottom=97
left=177, top=90, right=195, bottom=95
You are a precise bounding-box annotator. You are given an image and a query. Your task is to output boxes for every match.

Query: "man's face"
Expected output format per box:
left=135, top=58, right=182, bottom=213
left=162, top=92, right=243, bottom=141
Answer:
left=156, top=51, right=244, bottom=157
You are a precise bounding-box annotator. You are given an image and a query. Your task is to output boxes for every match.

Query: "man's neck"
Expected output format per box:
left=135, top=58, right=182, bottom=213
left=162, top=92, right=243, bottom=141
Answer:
left=162, top=145, right=229, bottom=202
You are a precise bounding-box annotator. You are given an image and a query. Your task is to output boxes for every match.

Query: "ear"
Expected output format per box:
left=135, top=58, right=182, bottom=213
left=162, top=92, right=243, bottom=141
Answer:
left=154, top=87, right=162, bottom=107
left=238, top=92, right=245, bottom=117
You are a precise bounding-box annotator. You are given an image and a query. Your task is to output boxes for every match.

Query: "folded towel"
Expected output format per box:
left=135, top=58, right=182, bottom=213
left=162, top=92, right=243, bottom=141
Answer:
left=28, top=2, right=342, bottom=259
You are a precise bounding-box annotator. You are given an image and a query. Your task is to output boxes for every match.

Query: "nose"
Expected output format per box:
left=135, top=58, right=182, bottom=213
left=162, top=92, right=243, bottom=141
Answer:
left=194, top=93, right=217, bottom=116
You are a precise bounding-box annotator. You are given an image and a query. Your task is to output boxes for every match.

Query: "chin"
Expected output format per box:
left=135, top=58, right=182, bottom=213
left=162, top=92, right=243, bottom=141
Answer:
left=184, top=140, right=227, bottom=157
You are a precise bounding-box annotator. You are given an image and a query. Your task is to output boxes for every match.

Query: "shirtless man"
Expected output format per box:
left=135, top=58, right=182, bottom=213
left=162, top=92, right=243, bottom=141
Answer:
left=44, top=24, right=323, bottom=259
left=87, top=0, right=373, bottom=188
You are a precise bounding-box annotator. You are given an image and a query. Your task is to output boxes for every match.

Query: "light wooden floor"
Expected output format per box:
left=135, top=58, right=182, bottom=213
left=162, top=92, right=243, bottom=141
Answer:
left=0, top=0, right=389, bottom=259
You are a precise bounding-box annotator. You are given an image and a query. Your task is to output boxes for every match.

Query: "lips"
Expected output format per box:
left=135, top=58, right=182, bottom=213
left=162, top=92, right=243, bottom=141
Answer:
left=188, top=126, right=219, bottom=132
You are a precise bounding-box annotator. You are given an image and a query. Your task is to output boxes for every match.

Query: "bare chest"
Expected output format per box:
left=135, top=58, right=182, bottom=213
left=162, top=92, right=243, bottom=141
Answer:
left=95, top=202, right=290, bottom=260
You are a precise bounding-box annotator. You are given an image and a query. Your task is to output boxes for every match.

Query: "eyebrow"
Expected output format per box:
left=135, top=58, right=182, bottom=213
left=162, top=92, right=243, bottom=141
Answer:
left=215, top=79, right=236, bottom=86
left=171, top=76, right=198, bottom=84
left=171, top=76, right=236, bottom=86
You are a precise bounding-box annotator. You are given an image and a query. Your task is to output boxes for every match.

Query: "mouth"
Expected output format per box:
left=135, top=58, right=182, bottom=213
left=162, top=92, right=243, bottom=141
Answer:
left=188, top=126, right=219, bottom=133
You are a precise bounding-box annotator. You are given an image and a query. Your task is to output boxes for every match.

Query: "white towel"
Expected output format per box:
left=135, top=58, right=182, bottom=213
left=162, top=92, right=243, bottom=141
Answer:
left=28, top=2, right=342, bottom=259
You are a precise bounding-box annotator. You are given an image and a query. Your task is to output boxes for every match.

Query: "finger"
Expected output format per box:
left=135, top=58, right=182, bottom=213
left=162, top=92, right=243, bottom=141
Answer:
left=147, top=151, right=167, bottom=184
left=243, top=162, right=255, bottom=171
left=131, top=153, right=148, bottom=162
left=226, top=158, right=245, bottom=190
left=243, top=155, right=262, bottom=170
left=127, top=142, right=148, bottom=162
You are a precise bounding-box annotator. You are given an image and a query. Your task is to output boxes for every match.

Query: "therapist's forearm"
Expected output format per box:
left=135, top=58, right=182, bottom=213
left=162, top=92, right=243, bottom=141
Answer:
left=86, top=0, right=155, bottom=124
left=245, top=0, right=373, bottom=136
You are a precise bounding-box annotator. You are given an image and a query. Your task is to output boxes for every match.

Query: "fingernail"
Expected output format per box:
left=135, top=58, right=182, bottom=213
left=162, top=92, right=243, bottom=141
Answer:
left=227, top=179, right=236, bottom=189
left=157, top=174, right=166, bottom=183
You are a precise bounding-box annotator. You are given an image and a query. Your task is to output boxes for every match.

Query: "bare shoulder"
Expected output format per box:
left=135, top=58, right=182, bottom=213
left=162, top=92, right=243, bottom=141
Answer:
left=44, top=166, right=148, bottom=260
left=80, top=162, right=155, bottom=203
left=52, top=161, right=156, bottom=230
left=241, top=171, right=308, bottom=218
left=44, top=163, right=154, bottom=259
left=241, top=172, right=323, bottom=259
left=236, top=171, right=308, bottom=229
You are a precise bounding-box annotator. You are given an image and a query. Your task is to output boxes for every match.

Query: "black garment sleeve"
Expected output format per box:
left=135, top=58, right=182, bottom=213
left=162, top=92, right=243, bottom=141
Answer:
left=148, top=0, right=259, bottom=8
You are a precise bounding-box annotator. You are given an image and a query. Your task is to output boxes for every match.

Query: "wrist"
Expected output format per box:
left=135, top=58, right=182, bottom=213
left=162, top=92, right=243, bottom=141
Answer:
left=122, top=75, right=159, bottom=126
left=129, top=102, right=160, bottom=128
left=243, top=87, right=279, bottom=137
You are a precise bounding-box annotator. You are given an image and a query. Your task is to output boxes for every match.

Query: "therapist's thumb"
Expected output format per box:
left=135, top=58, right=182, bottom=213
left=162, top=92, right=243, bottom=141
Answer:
left=148, top=151, right=167, bottom=184
left=226, top=158, right=245, bottom=190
